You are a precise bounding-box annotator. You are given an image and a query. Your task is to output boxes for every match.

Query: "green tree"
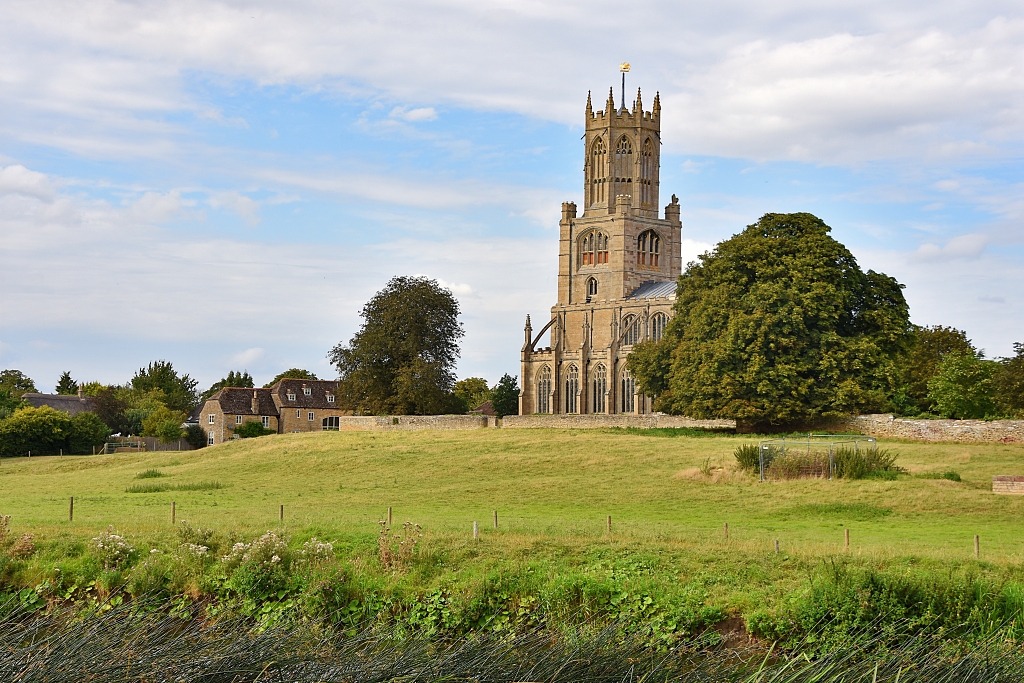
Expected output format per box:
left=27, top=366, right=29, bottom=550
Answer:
left=55, top=371, right=79, bottom=395
left=132, top=361, right=199, bottom=413
left=0, top=406, right=72, bottom=456
left=328, top=276, right=465, bottom=415
left=0, top=370, right=36, bottom=396
left=183, top=423, right=208, bottom=449
left=93, top=386, right=131, bottom=434
left=927, top=352, right=997, bottom=419
left=898, top=326, right=976, bottom=414
left=0, top=390, right=26, bottom=420
left=630, top=213, right=911, bottom=429
left=201, top=370, right=255, bottom=403
left=454, top=377, right=490, bottom=410
left=78, top=381, right=106, bottom=397
left=491, top=374, right=520, bottom=417
left=994, top=343, right=1024, bottom=418
left=263, top=369, right=319, bottom=388
left=67, top=412, right=110, bottom=454
left=234, top=420, right=276, bottom=438
left=141, top=406, right=187, bottom=443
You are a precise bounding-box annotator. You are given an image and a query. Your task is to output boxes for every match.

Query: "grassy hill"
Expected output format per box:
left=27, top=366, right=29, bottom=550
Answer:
left=2, top=428, right=1024, bottom=640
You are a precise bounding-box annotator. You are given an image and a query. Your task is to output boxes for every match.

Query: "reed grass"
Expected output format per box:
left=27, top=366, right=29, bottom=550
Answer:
left=125, top=481, right=223, bottom=493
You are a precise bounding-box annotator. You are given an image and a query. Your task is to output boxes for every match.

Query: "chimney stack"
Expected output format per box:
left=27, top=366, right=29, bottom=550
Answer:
left=251, top=390, right=259, bottom=415
left=77, top=387, right=84, bottom=400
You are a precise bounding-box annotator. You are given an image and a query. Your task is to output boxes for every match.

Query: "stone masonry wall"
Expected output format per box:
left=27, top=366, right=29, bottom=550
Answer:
left=336, top=415, right=490, bottom=431
left=993, top=476, right=1024, bottom=495
left=824, top=414, right=1024, bottom=443
left=500, top=414, right=734, bottom=430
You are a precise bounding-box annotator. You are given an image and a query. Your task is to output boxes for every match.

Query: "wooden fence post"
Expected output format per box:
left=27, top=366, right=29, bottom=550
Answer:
left=473, top=521, right=479, bottom=540
left=606, top=515, right=612, bottom=533
left=724, top=522, right=729, bottom=540
left=493, top=510, right=498, bottom=529
left=280, top=505, right=284, bottom=522
left=387, top=506, right=392, bottom=526
left=775, top=539, right=780, bottom=554
left=975, top=534, right=980, bottom=558
left=171, top=501, right=176, bottom=525
left=845, top=529, right=850, bottom=551
left=69, top=497, right=74, bottom=522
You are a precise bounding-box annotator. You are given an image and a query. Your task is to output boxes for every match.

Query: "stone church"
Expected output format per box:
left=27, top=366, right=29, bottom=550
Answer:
left=519, top=87, right=682, bottom=415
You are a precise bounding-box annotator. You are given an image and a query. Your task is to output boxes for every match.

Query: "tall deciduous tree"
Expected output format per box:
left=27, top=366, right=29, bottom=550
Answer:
left=454, top=377, right=490, bottom=411
left=132, top=361, right=199, bottom=413
left=0, top=370, right=36, bottom=396
left=55, top=371, right=79, bottom=395
left=629, top=213, right=911, bottom=429
left=490, top=374, right=520, bottom=418
left=897, top=325, right=976, bottom=414
left=263, top=369, right=318, bottom=387
left=201, top=370, right=255, bottom=403
left=328, top=276, right=464, bottom=415
left=994, top=343, right=1024, bottom=418
left=927, top=352, right=997, bottom=419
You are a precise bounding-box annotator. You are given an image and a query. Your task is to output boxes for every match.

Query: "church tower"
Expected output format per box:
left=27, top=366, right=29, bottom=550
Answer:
left=520, top=86, right=682, bottom=416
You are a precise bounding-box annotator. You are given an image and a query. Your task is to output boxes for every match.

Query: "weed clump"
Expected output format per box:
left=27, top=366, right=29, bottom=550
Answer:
left=378, top=520, right=421, bottom=571
left=134, top=469, right=164, bottom=479
left=833, top=447, right=902, bottom=479
left=733, top=443, right=760, bottom=470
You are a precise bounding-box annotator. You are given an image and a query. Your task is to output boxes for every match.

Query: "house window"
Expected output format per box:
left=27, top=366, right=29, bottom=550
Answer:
left=327, top=394, right=335, bottom=403
left=262, top=416, right=270, bottom=428
left=650, top=313, right=668, bottom=342
left=622, top=370, right=635, bottom=414
left=296, top=409, right=301, bottom=418
left=308, top=411, right=314, bottom=421
left=621, top=314, right=641, bottom=346
left=303, top=387, right=312, bottom=396
left=586, top=277, right=598, bottom=303
left=235, top=415, right=243, bottom=425
left=207, top=430, right=215, bottom=445
left=208, top=414, right=215, bottom=424
left=287, top=393, right=296, bottom=401
left=323, top=416, right=340, bottom=430
left=638, top=230, right=660, bottom=267
left=537, top=365, right=552, bottom=414
left=565, top=365, right=579, bottom=414
left=592, top=364, right=607, bottom=414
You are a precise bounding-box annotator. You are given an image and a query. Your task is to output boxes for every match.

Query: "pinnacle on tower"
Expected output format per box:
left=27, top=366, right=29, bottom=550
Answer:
left=585, top=90, right=592, bottom=115
left=653, top=91, right=661, bottom=112
left=606, top=87, right=615, bottom=112
left=635, top=87, right=642, bottom=113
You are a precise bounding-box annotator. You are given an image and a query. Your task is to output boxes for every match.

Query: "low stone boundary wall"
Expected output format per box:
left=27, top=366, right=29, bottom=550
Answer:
left=993, top=476, right=1024, bottom=494
left=337, top=415, right=491, bottom=431
left=825, top=414, right=1024, bottom=443
left=500, top=414, right=735, bottom=430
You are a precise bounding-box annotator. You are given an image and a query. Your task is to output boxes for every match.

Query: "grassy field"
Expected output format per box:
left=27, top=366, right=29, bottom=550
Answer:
left=2, top=427, right=1024, bottom=638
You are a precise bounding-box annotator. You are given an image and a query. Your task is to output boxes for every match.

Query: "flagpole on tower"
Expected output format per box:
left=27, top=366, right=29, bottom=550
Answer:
left=619, top=62, right=630, bottom=110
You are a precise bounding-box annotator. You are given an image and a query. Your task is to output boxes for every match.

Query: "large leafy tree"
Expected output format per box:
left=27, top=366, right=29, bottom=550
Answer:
left=897, top=326, right=975, bottom=414
left=994, top=343, right=1024, bottom=417
left=0, top=406, right=71, bottom=456
left=927, top=352, right=997, bottom=419
left=454, top=377, right=490, bottom=411
left=0, top=370, right=36, bottom=396
left=141, top=406, right=187, bottom=442
left=201, top=370, right=254, bottom=403
left=629, top=213, right=911, bottom=429
left=131, top=361, right=199, bottom=413
left=55, top=371, right=79, bottom=395
left=263, top=368, right=318, bottom=387
left=491, top=374, right=521, bottom=418
left=67, top=413, right=110, bottom=454
left=329, top=276, right=465, bottom=415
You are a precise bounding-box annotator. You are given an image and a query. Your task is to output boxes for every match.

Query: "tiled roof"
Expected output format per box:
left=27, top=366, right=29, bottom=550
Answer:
left=21, top=393, right=97, bottom=416
left=268, top=379, right=342, bottom=409
left=626, top=280, right=676, bottom=300
left=209, top=387, right=279, bottom=416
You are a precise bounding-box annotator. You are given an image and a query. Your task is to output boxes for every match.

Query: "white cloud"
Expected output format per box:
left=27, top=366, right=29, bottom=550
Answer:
left=230, top=347, right=266, bottom=366
left=912, top=233, right=988, bottom=262
left=0, top=164, right=54, bottom=201
left=208, top=191, right=261, bottom=225
left=389, top=106, right=438, bottom=122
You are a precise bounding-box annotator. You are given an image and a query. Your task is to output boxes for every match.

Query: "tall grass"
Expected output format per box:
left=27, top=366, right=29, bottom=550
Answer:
left=134, top=469, right=165, bottom=479
left=0, top=597, right=1021, bottom=682
left=125, top=481, right=224, bottom=493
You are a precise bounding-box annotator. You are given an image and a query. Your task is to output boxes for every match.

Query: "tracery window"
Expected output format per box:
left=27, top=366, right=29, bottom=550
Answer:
left=650, top=313, right=668, bottom=342
left=621, top=314, right=641, bottom=346
left=621, top=369, right=635, bottom=414
left=537, top=365, right=552, bottom=414
left=590, top=137, right=606, bottom=206
left=638, top=230, right=660, bottom=267
left=613, top=136, right=632, bottom=181
left=565, top=364, right=579, bottom=414
left=586, top=277, right=598, bottom=303
left=580, top=231, right=609, bottom=266
left=640, top=137, right=654, bottom=206
left=592, top=364, right=607, bottom=413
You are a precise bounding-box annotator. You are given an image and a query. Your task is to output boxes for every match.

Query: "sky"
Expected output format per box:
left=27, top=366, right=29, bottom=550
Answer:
left=1, top=0, right=1023, bottom=392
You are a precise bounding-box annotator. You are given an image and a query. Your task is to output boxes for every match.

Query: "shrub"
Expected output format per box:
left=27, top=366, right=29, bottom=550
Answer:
left=378, top=521, right=421, bottom=572
left=765, top=451, right=829, bottom=480
left=142, top=406, right=187, bottom=443
left=183, top=423, right=207, bottom=449
left=67, top=412, right=110, bottom=454
left=299, top=537, right=334, bottom=565
left=135, top=469, right=165, bottom=479
left=927, top=352, right=997, bottom=419
left=733, top=443, right=760, bottom=470
left=833, top=447, right=901, bottom=479
left=234, top=421, right=275, bottom=438
left=222, top=531, right=291, bottom=606
left=0, top=406, right=72, bottom=456
left=10, top=534, right=36, bottom=560
left=91, top=527, right=136, bottom=570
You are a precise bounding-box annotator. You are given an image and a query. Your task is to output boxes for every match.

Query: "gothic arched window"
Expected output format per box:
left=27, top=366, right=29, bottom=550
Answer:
left=537, top=365, right=552, bottom=414
left=640, top=137, right=654, bottom=206
left=580, top=231, right=609, bottom=266
left=621, top=314, right=640, bottom=346
left=614, top=136, right=633, bottom=181
left=586, top=277, right=598, bottom=303
left=592, top=364, right=607, bottom=414
left=621, top=368, right=635, bottom=414
left=591, top=137, right=606, bottom=206
left=565, top=365, right=579, bottom=414
left=638, top=230, right=660, bottom=267
left=650, top=312, right=668, bottom=342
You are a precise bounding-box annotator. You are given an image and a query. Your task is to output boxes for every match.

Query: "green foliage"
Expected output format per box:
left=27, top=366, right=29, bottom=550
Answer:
left=491, top=373, right=520, bottom=417
left=0, top=389, right=26, bottom=420
left=0, top=406, right=72, bottom=456
left=55, top=371, right=79, bottom=395
left=0, top=370, right=36, bottom=395
left=733, top=443, right=760, bottom=470
left=141, top=406, right=187, bottom=443
left=67, top=412, right=110, bottom=454
left=131, top=361, right=199, bottom=413
left=183, top=423, right=207, bottom=449
left=201, top=370, right=254, bottom=403
left=234, top=420, right=276, bottom=438
left=454, top=377, right=490, bottom=410
left=263, top=368, right=318, bottom=388
left=78, top=381, right=106, bottom=397
left=631, top=213, right=911, bottom=427
left=899, top=326, right=976, bottom=414
left=927, top=352, right=997, bottom=419
left=329, top=276, right=465, bottom=415
left=832, top=447, right=901, bottom=479
left=994, top=342, right=1024, bottom=417
left=125, top=481, right=222, bottom=493
left=135, top=469, right=165, bottom=479
left=92, top=387, right=130, bottom=434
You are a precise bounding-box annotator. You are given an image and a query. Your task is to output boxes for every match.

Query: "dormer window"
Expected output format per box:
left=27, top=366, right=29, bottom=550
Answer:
left=303, top=387, right=311, bottom=396
left=327, top=394, right=335, bottom=403
left=287, top=393, right=296, bottom=401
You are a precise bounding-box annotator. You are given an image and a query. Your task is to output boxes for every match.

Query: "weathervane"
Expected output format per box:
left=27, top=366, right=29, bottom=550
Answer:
left=619, top=62, right=630, bottom=110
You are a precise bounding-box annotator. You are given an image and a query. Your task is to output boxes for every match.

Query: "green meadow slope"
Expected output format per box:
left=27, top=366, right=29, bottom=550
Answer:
left=2, top=428, right=1024, bottom=639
